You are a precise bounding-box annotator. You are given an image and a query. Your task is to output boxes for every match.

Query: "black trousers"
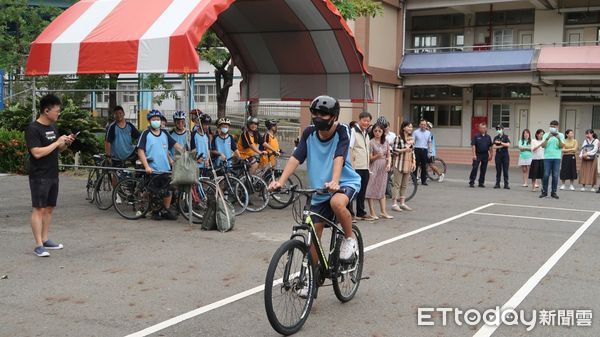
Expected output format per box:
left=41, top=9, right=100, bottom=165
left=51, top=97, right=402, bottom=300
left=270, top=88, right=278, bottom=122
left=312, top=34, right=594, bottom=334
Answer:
left=414, top=148, right=429, bottom=184
left=350, top=169, right=370, bottom=217
left=469, top=154, right=489, bottom=185
left=495, top=153, right=510, bottom=185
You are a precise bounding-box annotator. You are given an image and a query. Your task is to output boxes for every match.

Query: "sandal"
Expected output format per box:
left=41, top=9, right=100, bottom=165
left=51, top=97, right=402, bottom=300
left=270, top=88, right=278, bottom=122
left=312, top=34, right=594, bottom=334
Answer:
left=380, top=213, right=394, bottom=219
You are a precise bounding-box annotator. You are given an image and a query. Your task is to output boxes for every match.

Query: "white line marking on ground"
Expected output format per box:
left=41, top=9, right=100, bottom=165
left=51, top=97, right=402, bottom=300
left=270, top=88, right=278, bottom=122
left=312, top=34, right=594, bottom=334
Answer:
left=472, top=212, right=584, bottom=224
left=495, top=203, right=598, bottom=213
left=124, top=203, right=495, bottom=337
left=472, top=211, right=600, bottom=337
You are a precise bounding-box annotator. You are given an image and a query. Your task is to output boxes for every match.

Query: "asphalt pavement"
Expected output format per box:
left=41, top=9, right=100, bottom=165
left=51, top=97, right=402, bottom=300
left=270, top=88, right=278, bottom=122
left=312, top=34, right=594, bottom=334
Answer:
left=1, top=165, right=599, bottom=337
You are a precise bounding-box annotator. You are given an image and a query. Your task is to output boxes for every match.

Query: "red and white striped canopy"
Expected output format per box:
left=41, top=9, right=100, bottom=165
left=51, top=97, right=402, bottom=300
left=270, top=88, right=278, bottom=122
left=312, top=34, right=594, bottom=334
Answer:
left=25, top=0, right=372, bottom=101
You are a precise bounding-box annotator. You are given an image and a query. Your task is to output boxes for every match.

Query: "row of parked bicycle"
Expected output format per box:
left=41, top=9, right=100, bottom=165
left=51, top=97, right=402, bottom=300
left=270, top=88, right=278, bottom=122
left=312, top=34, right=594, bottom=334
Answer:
left=85, top=152, right=303, bottom=222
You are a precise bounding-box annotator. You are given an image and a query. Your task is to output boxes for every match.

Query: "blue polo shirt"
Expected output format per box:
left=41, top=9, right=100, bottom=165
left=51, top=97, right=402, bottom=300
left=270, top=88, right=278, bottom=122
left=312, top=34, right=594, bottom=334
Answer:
left=137, top=128, right=176, bottom=173
left=212, top=134, right=237, bottom=167
left=169, top=129, right=189, bottom=158
left=106, top=121, right=140, bottom=160
left=190, top=131, right=211, bottom=169
left=293, top=124, right=361, bottom=205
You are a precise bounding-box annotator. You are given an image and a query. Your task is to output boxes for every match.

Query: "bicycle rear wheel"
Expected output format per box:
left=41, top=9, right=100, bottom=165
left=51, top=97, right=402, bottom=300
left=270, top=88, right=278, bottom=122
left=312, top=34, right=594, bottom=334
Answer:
left=332, top=224, right=364, bottom=303
left=243, top=175, right=269, bottom=212
left=113, top=178, right=149, bottom=220
left=427, top=158, right=447, bottom=181
left=264, top=239, right=315, bottom=336
left=178, top=180, right=216, bottom=224
left=404, top=172, right=418, bottom=202
left=94, top=171, right=115, bottom=210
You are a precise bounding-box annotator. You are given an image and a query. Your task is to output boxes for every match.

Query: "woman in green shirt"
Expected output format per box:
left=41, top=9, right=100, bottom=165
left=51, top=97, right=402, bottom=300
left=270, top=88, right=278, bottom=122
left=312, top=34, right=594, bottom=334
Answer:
left=560, top=129, right=578, bottom=190
left=518, top=129, right=533, bottom=187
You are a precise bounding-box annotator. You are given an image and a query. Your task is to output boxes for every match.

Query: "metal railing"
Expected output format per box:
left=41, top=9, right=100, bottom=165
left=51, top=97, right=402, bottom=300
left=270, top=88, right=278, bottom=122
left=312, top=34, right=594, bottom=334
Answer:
left=405, top=40, right=600, bottom=54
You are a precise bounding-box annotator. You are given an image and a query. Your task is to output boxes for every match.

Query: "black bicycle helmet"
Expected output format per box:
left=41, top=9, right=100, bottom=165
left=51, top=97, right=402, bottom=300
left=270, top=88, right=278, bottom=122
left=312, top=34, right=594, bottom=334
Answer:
left=377, top=116, right=389, bottom=128
left=246, top=116, right=259, bottom=126
left=200, top=114, right=212, bottom=125
left=265, top=119, right=278, bottom=129
left=310, top=95, right=340, bottom=117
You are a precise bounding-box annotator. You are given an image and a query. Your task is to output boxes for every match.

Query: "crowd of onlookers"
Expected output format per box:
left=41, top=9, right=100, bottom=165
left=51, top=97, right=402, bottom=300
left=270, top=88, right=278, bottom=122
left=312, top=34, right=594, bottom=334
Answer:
left=470, top=120, right=599, bottom=199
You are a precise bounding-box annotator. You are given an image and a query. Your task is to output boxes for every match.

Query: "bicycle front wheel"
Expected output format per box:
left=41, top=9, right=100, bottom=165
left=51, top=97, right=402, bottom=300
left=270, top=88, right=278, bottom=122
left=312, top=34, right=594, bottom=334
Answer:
left=404, top=172, right=418, bottom=202
left=86, top=168, right=99, bottom=202
left=264, top=239, right=315, bottom=336
left=266, top=170, right=295, bottom=209
left=94, top=171, right=115, bottom=210
left=113, top=178, right=149, bottom=220
left=332, top=224, right=364, bottom=303
left=178, top=180, right=216, bottom=224
left=221, top=176, right=248, bottom=216
left=243, top=175, right=269, bottom=212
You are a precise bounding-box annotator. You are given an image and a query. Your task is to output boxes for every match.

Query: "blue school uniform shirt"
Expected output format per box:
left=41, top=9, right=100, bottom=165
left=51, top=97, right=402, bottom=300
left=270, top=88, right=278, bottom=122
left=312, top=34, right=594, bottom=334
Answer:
left=105, top=121, right=140, bottom=160
left=137, top=128, right=176, bottom=173
left=212, top=134, right=237, bottom=168
left=293, top=124, right=361, bottom=205
left=169, top=129, right=188, bottom=158
left=190, top=131, right=211, bottom=169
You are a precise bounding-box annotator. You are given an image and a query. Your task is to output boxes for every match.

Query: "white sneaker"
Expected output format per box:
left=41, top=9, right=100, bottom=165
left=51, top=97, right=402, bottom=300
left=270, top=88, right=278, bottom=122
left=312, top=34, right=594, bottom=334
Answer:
left=116, top=194, right=122, bottom=204
left=569, top=185, right=575, bottom=191
left=339, top=237, right=357, bottom=261
left=581, top=187, right=586, bottom=192
left=297, top=284, right=309, bottom=299
left=438, top=173, right=445, bottom=183
left=560, top=184, right=565, bottom=190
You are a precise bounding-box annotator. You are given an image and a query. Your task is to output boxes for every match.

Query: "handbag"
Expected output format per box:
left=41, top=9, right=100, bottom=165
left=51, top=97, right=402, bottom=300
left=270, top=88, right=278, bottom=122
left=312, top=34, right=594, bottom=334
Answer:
left=580, top=140, right=597, bottom=161
left=171, top=149, right=199, bottom=186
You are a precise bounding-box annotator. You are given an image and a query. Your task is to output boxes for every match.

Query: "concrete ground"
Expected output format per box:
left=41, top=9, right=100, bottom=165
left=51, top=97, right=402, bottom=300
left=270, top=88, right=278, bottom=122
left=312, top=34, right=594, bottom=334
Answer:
left=1, top=165, right=599, bottom=337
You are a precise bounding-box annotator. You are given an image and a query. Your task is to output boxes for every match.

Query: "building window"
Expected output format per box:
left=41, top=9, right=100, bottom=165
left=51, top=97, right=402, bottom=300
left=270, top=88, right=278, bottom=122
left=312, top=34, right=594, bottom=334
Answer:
left=566, top=11, right=600, bottom=25
left=194, top=83, right=217, bottom=103
left=592, top=106, right=600, bottom=129
left=492, top=104, right=511, bottom=128
left=411, top=86, right=462, bottom=100
left=474, top=85, right=530, bottom=99
left=493, top=29, right=514, bottom=49
left=412, top=14, right=464, bottom=31
left=412, top=33, right=464, bottom=53
left=95, top=91, right=109, bottom=103
left=120, top=84, right=137, bottom=103
left=412, top=104, right=462, bottom=127
left=475, top=10, right=534, bottom=26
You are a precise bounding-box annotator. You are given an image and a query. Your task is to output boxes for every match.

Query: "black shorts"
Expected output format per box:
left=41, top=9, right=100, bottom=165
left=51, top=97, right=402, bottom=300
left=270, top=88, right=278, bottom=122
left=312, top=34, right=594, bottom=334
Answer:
left=29, top=177, right=59, bottom=208
left=310, top=187, right=357, bottom=224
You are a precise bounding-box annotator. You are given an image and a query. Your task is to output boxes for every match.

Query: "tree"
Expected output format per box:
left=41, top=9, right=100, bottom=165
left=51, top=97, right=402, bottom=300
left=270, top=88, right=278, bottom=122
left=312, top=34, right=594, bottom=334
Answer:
left=196, top=0, right=382, bottom=118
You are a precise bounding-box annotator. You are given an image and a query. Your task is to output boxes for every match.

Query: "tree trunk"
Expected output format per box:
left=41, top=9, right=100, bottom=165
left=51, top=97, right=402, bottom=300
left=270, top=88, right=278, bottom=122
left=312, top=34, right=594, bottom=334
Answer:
left=215, top=59, right=234, bottom=118
left=107, top=74, right=119, bottom=123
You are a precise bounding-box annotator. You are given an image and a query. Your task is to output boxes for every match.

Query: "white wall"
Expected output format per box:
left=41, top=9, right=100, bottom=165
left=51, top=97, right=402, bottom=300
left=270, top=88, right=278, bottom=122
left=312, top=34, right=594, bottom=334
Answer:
left=529, top=88, right=560, bottom=133
left=369, top=4, right=398, bottom=70
left=533, top=10, right=564, bottom=44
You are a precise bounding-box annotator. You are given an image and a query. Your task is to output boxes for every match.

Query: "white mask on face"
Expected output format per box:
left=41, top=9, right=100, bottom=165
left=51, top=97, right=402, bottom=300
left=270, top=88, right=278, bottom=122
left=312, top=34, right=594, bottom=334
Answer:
left=150, top=120, right=161, bottom=129
left=221, top=127, right=229, bottom=134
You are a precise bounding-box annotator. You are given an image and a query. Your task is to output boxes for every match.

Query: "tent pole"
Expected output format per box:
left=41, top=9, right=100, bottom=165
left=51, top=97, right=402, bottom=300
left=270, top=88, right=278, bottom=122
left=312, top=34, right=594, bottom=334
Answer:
left=183, top=73, right=193, bottom=227
left=31, top=77, right=36, bottom=122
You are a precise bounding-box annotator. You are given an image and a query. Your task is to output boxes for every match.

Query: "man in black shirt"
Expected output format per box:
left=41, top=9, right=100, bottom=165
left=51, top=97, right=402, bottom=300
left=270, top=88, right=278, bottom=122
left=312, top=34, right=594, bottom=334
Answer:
left=25, top=94, right=74, bottom=257
left=469, top=123, right=493, bottom=187
left=493, top=125, right=511, bottom=189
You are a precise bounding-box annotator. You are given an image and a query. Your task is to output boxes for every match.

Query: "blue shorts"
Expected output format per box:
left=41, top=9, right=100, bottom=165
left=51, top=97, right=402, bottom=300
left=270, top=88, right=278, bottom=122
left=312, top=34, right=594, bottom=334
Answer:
left=310, top=187, right=357, bottom=224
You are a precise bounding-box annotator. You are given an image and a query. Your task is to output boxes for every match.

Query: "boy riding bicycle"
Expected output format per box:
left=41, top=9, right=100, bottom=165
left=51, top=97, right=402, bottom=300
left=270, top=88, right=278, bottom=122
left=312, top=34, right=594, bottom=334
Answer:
left=137, top=110, right=183, bottom=220
left=269, top=95, right=361, bottom=263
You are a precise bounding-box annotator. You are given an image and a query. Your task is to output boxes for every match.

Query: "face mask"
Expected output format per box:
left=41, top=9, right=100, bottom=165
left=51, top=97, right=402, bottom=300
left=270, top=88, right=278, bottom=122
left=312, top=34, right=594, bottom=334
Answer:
left=150, top=120, right=161, bottom=129
left=549, top=127, right=557, bottom=134
left=312, top=117, right=333, bottom=131
left=496, top=129, right=503, bottom=135
left=221, top=127, right=229, bottom=134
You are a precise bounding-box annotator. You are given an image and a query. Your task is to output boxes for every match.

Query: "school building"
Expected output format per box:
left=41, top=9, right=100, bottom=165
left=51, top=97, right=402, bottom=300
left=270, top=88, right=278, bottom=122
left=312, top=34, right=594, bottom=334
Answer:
left=398, top=0, right=600, bottom=149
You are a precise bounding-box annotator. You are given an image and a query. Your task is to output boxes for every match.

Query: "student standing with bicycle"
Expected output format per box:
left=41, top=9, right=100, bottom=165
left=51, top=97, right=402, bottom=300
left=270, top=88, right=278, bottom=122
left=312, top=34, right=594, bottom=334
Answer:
left=238, top=116, right=267, bottom=176
left=137, top=110, right=183, bottom=220
left=260, top=119, right=281, bottom=168
left=211, top=118, right=239, bottom=167
left=26, top=94, right=74, bottom=257
left=269, top=95, right=361, bottom=264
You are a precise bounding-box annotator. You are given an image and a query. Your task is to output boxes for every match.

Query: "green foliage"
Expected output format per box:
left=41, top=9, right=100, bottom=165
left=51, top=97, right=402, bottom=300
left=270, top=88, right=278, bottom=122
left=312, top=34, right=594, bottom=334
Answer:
left=0, top=128, right=28, bottom=174
left=0, top=0, right=63, bottom=73
left=0, top=103, right=34, bottom=131
left=55, top=99, right=104, bottom=164
left=332, top=0, right=383, bottom=20
left=144, top=73, right=179, bottom=106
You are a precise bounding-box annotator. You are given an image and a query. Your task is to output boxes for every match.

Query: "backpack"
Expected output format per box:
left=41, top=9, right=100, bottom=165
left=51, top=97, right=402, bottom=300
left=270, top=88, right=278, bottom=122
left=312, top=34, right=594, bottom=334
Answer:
left=201, top=185, right=235, bottom=232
